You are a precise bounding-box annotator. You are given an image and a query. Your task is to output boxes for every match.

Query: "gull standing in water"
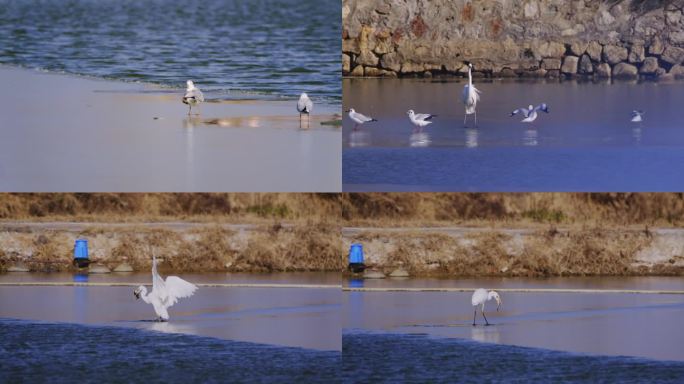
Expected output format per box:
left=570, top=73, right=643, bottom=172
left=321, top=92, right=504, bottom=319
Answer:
left=631, top=110, right=644, bottom=123
left=347, top=108, right=378, bottom=130
left=133, top=256, right=198, bottom=322
left=471, top=288, right=502, bottom=326
left=182, top=80, right=205, bottom=116
left=407, top=109, right=436, bottom=131
left=297, top=93, right=313, bottom=128
left=510, top=103, right=549, bottom=123
left=462, top=62, right=481, bottom=127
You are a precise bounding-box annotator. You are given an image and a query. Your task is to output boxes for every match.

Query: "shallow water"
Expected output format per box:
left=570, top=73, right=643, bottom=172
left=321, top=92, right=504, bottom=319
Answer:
left=342, top=332, right=684, bottom=383
left=343, top=282, right=684, bottom=361
left=0, top=283, right=340, bottom=351
left=0, top=0, right=340, bottom=104
left=342, top=78, right=684, bottom=191
left=0, top=319, right=340, bottom=383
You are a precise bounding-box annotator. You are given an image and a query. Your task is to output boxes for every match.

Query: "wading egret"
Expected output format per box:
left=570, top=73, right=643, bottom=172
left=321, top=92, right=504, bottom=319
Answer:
left=631, top=110, right=644, bottom=122
left=510, top=103, right=549, bottom=123
left=462, top=63, right=481, bottom=127
left=182, top=80, right=205, bottom=116
left=134, top=256, right=198, bottom=322
left=347, top=108, right=378, bottom=130
left=407, top=109, right=436, bottom=131
left=471, top=288, right=501, bottom=326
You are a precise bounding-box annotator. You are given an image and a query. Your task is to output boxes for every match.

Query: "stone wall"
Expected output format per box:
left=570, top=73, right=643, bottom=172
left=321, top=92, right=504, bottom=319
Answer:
left=342, top=0, right=684, bottom=79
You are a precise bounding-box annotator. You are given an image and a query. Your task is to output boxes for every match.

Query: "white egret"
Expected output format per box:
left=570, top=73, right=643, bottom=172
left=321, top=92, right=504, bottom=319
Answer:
left=471, top=288, right=501, bottom=326
left=133, top=256, right=198, bottom=322
left=297, top=93, right=313, bottom=127
left=182, top=80, right=205, bottom=116
left=631, top=110, right=644, bottom=123
left=347, top=108, right=378, bottom=130
left=510, top=103, right=549, bottom=123
left=462, top=63, right=481, bottom=127
left=407, top=109, right=436, bottom=131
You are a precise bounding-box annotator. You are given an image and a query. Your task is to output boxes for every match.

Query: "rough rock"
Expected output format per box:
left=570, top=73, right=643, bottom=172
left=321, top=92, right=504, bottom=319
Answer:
left=578, top=54, right=593, bottom=74
left=586, top=41, right=603, bottom=61
left=639, top=57, right=659, bottom=74
left=113, top=263, right=134, bottom=272
left=343, top=54, right=350, bottom=74
left=595, top=63, right=611, bottom=77
left=536, top=41, right=566, bottom=58
left=612, top=62, right=638, bottom=78
left=602, top=45, right=628, bottom=64
left=670, top=64, right=684, bottom=78
left=570, top=41, right=588, bottom=56
left=380, top=52, right=401, bottom=72
left=542, top=58, right=562, bottom=70
left=363, top=269, right=386, bottom=279
left=649, top=37, right=665, bottom=55
left=662, top=46, right=684, bottom=65
left=561, top=56, right=579, bottom=74
left=7, top=263, right=30, bottom=272
left=350, top=65, right=364, bottom=76
left=357, top=50, right=379, bottom=67
left=89, top=264, right=111, bottom=274
left=389, top=268, right=410, bottom=278
left=628, top=44, right=645, bottom=63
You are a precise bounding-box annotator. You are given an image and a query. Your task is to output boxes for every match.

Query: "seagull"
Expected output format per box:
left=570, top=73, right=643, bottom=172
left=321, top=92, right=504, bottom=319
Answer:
left=471, top=288, right=502, bottom=326
left=510, top=103, right=549, bottom=123
left=462, top=62, right=481, bottom=127
left=133, top=256, right=198, bottom=322
left=297, top=93, right=313, bottom=127
left=631, top=110, right=644, bottom=123
left=347, top=108, right=378, bottom=130
left=407, top=109, right=436, bottom=131
left=182, top=80, right=205, bottom=116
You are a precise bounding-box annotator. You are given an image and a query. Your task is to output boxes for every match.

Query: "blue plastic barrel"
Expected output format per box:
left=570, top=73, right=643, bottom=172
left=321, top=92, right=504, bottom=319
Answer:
left=349, top=243, right=364, bottom=264
left=74, top=239, right=89, bottom=260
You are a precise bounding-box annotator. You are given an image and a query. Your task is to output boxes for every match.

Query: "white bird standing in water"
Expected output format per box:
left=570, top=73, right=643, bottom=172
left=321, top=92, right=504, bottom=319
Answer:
left=407, top=109, right=436, bottom=131
left=462, top=62, right=481, bottom=127
left=631, top=110, right=644, bottom=123
left=297, top=92, right=313, bottom=127
left=510, top=103, right=549, bottom=123
left=347, top=108, right=378, bottom=130
left=471, top=288, right=502, bottom=326
left=182, top=80, right=205, bottom=116
left=133, top=256, right=198, bottom=321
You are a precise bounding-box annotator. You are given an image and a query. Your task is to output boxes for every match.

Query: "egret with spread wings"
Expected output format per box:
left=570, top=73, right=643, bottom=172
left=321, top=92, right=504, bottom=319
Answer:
left=134, top=256, right=198, bottom=321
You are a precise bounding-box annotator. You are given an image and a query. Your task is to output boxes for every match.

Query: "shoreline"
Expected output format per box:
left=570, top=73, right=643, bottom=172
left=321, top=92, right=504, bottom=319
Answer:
left=0, top=66, right=341, bottom=192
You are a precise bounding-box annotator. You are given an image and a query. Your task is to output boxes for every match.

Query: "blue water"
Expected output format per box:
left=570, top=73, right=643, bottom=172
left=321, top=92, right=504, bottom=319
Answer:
left=342, top=79, right=684, bottom=191
left=342, top=332, right=684, bottom=383
left=0, top=319, right=340, bottom=383
left=0, top=0, right=340, bottom=104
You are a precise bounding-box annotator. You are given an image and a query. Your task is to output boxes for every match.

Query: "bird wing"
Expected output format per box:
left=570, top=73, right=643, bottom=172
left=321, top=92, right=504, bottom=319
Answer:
left=297, top=95, right=313, bottom=113
left=163, top=276, right=198, bottom=306
left=631, top=110, right=643, bottom=116
left=535, top=103, right=548, bottom=112
left=471, top=288, right=488, bottom=306
left=184, top=88, right=204, bottom=102
left=355, top=112, right=374, bottom=122
left=510, top=108, right=529, bottom=117
left=151, top=256, right=169, bottom=304
left=414, top=113, right=436, bottom=121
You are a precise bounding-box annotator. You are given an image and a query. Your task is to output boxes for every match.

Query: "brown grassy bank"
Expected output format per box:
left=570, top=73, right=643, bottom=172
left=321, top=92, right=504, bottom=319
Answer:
left=0, top=221, right=344, bottom=273
left=344, top=227, right=684, bottom=277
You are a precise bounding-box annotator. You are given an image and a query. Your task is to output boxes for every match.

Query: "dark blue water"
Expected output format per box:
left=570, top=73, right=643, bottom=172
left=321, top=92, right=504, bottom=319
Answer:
left=0, top=319, right=340, bottom=383
left=342, top=332, right=684, bottom=383
left=343, top=79, right=684, bottom=191
left=0, top=0, right=340, bottom=104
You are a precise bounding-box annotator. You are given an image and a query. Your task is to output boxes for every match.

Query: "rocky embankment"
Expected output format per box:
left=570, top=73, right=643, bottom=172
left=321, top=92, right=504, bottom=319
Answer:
left=343, top=0, right=684, bottom=80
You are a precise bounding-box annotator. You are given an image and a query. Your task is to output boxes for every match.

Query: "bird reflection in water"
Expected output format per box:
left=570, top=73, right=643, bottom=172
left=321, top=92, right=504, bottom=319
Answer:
left=523, top=129, right=538, bottom=146
left=471, top=324, right=500, bottom=344
left=349, top=130, right=371, bottom=147
left=409, top=132, right=431, bottom=147
left=465, top=128, right=478, bottom=148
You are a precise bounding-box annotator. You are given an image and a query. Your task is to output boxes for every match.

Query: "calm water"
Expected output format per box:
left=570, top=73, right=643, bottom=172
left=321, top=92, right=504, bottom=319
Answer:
left=0, top=319, right=339, bottom=383
left=343, top=78, right=684, bottom=191
left=342, top=332, right=684, bottom=383
left=0, top=0, right=340, bottom=104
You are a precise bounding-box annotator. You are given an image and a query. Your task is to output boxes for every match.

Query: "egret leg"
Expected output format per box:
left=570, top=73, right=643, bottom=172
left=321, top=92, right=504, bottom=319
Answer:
left=463, top=112, right=467, bottom=127
left=474, top=111, right=478, bottom=127
left=473, top=310, right=477, bottom=326
left=188, top=104, right=192, bottom=116
left=482, top=310, right=490, bottom=326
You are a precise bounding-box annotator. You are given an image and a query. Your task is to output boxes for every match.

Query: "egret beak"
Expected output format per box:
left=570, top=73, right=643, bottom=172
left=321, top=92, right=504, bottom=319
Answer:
left=345, top=109, right=350, bottom=112
left=496, top=297, right=502, bottom=311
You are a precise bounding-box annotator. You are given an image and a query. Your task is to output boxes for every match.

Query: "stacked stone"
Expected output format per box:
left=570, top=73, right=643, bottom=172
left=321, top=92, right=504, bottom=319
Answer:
left=342, top=0, right=684, bottom=80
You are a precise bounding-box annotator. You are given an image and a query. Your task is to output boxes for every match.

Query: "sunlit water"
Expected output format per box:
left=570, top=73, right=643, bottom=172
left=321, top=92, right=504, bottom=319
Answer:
left=343, top=78, right=684, bottom=191
left=0, top=0, right=340, bottom=104
left=0, top=319, right=339, bottom=383
left=342, top=332, right=684, bottom=383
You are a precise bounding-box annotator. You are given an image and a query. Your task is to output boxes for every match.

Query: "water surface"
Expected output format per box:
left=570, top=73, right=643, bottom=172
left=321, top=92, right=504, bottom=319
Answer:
left=1, top=319, right=339, bottom=383
left=343, top=78, right=684, bottom=191
left=0, top=0, right=340, bottom=104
